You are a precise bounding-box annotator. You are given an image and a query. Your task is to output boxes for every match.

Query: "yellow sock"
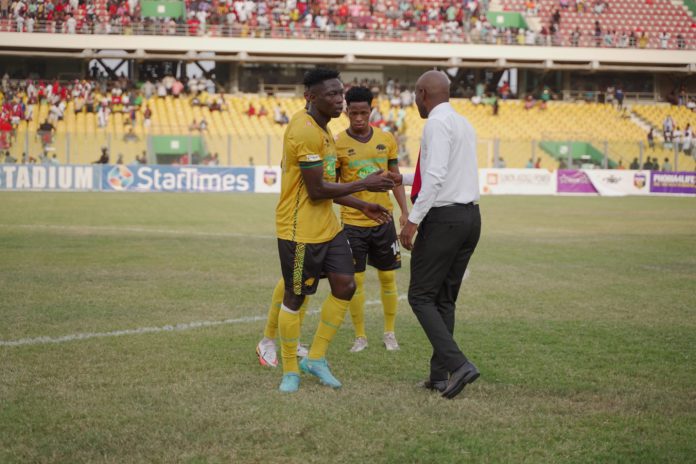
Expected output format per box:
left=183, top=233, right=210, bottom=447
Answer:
left=348, top=272, right=366, bottom=339
left=263, top=278, right=285, bottom=339
left=308, top=294, right=351, bottom=359
left=298, top=295, right=310, bottom=326
left=378, top=270, right=398, bottom=333
left=264, top=279, right=309, bottom=340
left=278, top=304, right=301, bottom=374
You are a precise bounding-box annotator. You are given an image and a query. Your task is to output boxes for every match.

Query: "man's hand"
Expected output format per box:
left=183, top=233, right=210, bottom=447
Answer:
left=362, top=203, right=392, bottom=224
left=399, top=220, right=418, bottom=251
left=362, top=170, right=395, bottom=192
left=384, top=171, right=403, bottom=187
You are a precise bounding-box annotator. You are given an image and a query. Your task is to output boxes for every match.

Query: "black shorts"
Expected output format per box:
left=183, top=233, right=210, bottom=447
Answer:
left=343, top=222, right=401, bottom=273
left=278, top=231, right=354, bottom=296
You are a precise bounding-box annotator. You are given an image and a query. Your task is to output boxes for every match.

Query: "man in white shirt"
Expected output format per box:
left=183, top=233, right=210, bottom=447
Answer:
left=391, top=70, right=481, bottom=400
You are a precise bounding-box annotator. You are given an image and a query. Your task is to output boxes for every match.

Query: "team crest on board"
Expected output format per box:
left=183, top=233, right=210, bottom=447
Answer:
left=263, top=169, right=278, bottom=186
left=633, top=173, right=647, bottom=189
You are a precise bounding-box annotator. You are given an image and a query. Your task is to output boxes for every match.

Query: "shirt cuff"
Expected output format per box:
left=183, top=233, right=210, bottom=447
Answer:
left=402, top=173, right=414, bottom=186
left=408, top=208, right=425, bottom=225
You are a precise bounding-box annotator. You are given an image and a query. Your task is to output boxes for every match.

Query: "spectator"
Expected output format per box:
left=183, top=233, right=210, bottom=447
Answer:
left=659, top=31, right=670, bottom=49
left=662, top=157, right=672, bottom=171
left=676, top=34, right=686, bottom=49
left=525, top=158, right=533, bottom=168
left=594, top=21, right=602, bottom=47
left=629, top=157, right=640, bottom=169
left=638, top=32, right=648, bottom=49
left=663, top=115, right=674, bottom=142
left=642, top=157, right=653, bottom=170
left=258, top=105, right=268, bottom=117
left=4, top=151, right=17, bottom=163
left=123, top=127, right=138, bottom=142
left=647, top=128, right=655, bottom=150
left=94, top=147, right=110, bottom=164
left=171, top=79, right=184, bottom=98
left=143, top=105, right=152, bottom=129
left=37, top=118, right=55, bottom=146
left=683, top=123, right=692, bottom=155
left=246, top=103, right=256, bottom=117
left=615, top=86, right=624, bottom=108
left=673, top=125, right=682, bottom=151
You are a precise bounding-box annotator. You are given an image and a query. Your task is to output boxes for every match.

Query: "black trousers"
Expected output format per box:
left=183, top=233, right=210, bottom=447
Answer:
left=408, top=203, right=481, bottom=381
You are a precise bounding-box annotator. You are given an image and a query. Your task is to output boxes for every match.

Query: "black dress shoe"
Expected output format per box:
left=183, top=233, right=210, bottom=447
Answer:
left=441, top=361, right=479, bottom=399
left=417, top=379, right=448, bottom=392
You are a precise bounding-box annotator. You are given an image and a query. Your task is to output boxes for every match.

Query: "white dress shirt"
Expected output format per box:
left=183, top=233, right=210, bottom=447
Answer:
left=405, top=102, right=479, bottom=225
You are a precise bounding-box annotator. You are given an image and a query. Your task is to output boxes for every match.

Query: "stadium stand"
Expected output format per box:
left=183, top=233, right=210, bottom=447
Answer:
left=500, top=0, right=695, bottom=49
left=0, top=0, right=693, bottom=48
left=2, top=74, right=694, bottom=170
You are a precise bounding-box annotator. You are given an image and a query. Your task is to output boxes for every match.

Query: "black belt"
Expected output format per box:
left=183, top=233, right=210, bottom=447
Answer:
left=432, top=202, right=478, bottom=209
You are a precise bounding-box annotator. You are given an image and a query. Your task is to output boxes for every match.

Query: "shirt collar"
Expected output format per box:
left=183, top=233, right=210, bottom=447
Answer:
left=429, top=101, right=452, bottom=118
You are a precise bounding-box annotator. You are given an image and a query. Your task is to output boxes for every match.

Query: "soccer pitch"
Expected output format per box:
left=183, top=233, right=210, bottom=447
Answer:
left=1, top=192, right=695, bottom=463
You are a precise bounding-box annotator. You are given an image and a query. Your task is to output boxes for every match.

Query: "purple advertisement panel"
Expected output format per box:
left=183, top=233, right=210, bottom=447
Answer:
left=557, top=170, right=598, bottom=194
left=650, top=171, right=696, bottom=195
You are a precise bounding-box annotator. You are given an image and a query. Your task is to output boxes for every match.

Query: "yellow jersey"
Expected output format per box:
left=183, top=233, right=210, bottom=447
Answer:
left=276, top=110, right=341, bottom=244
left=336, top=128, right=399, bottom=227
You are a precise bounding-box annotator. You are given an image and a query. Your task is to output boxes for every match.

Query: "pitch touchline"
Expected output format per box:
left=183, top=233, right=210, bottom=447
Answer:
left=0, top=295, right=408, bottom=347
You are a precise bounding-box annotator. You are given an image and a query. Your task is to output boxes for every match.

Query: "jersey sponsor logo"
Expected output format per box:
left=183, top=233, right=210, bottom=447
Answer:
left=347, top=148, right=356, bottom=156
left=347, top=157, right=387, bottom=169
left=376, top=144, right=387, bottom=152
left=357, top=164, right=379, bottom=179
left=306, top=154, right=321, bottom=162
left=324, top=156, right=337, bottom=178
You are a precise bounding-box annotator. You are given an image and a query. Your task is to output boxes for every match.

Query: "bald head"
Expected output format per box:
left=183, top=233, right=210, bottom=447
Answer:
left=414, top=70, right=451, bottom=118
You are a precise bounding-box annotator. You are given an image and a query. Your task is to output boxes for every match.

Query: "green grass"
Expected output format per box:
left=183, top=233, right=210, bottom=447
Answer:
left=1, top=193, right=695, bottom=463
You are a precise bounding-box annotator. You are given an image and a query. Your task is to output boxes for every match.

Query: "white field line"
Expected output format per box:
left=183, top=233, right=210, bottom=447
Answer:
left=0, top=295, right=408, bottom=348
left=0, top=223, right=416, bottom=347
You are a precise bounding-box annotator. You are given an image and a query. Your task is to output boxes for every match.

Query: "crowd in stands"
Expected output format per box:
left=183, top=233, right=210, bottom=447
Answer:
left=0, top=71, right=225, bottom=133
left=1, top=0, right=490, bottom=41
left=530, top=0, right=693, bottom=49
left=1, top=0, right=693, bottom=49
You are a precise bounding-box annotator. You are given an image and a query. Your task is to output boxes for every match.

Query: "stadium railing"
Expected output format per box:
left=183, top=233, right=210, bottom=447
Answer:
left=3, top=20, right=693, bottom=50
left=4, top=130, right=694, bottom=172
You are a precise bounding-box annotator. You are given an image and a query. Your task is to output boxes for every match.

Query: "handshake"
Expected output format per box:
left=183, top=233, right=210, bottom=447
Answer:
left=361, top=170, right=403, bottom=192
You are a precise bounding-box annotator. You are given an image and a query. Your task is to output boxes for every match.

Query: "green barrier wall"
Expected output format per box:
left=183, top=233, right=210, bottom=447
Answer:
left=485, top=11, right=529, bottom=29
left=141, top=0, right=185, bottom=19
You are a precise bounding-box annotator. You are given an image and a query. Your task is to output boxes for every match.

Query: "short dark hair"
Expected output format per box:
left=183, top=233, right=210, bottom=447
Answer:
left=303, top=68, right=341, bottom=89
left=345, top=86, right=373, bottom=106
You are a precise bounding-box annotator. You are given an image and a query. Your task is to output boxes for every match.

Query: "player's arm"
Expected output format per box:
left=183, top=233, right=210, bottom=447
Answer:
left=334, top=195, right=392, bottom=224
left=388, top=160, right=409, bottom=228
left=300, top=163, right=394, bottom=200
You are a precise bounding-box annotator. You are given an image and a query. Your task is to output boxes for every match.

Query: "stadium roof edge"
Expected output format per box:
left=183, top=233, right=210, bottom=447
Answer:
left=1, top=33, right=694, bottom=73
